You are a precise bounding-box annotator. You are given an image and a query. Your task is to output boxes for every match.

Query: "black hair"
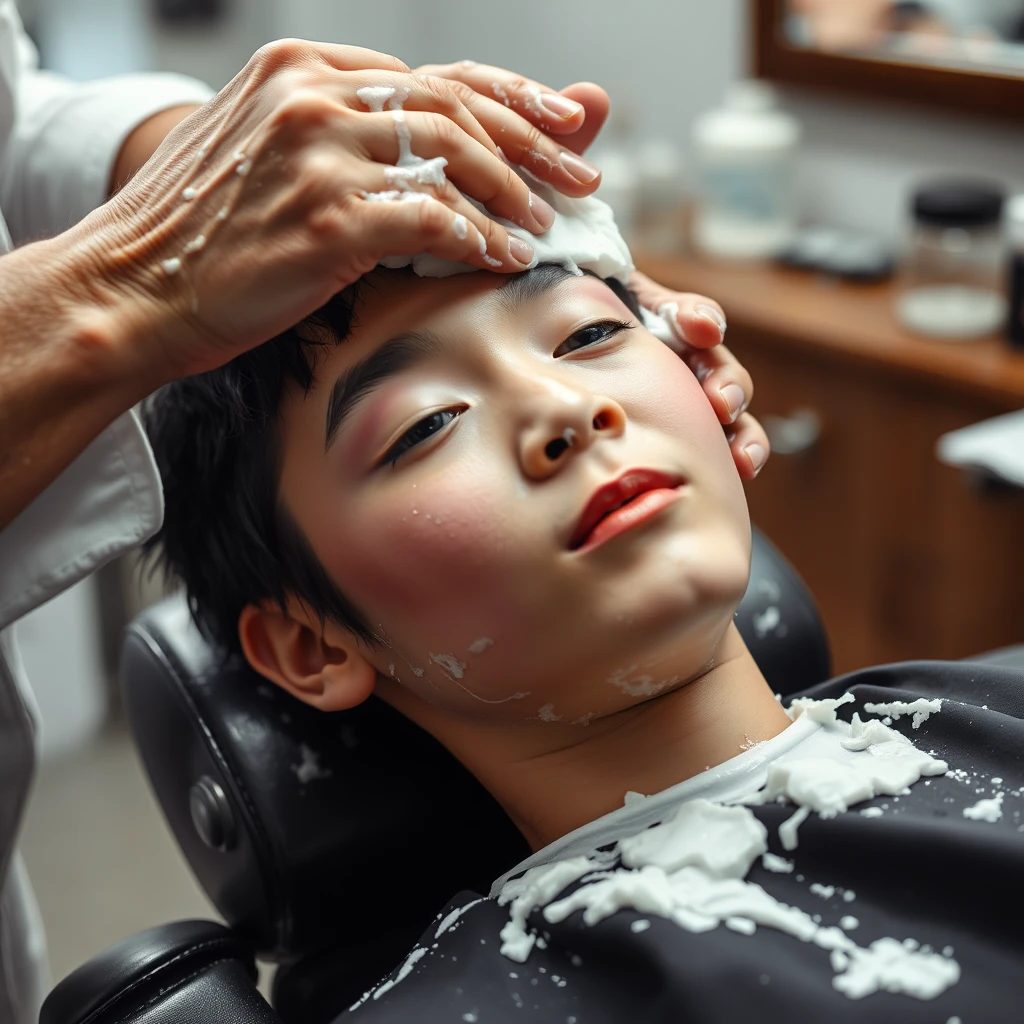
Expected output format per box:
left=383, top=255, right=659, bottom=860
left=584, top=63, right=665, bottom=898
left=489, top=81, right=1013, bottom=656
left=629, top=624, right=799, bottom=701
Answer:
left=144, top=265, right=642, bottom=655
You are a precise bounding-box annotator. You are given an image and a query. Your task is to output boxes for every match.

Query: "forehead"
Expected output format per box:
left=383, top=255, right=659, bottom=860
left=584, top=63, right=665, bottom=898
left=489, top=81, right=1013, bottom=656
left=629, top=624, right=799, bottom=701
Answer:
left=297, top=265, right=632, bottom=393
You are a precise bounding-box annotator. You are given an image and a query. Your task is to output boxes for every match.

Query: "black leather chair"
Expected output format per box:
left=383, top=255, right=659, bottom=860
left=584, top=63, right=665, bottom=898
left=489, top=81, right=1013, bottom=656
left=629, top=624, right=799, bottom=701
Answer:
left=41, top=529, right=831, bottom=1024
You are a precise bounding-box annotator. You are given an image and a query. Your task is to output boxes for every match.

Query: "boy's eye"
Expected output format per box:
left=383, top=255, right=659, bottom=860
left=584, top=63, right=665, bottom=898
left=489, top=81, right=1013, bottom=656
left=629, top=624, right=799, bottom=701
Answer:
left=554, top=319, right=635, bottom=357
left=382, top=409, right=461, bottom=465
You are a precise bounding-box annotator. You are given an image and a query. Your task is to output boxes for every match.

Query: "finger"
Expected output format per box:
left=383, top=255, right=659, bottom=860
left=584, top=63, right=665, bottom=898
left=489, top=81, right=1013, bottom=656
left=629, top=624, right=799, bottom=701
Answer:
left=415, top=61, right=587, bottom=134
left=355, top=109, right=550, bottom=232
left=362, top=75, right=600, bottom=200
left=556, top=82, right=611, bottom=155
left=683, top=343, right=753, bottom=426
left=255, top=38, right=411, bottom=75
left=446, top=86, right=601, bottom=197
left=349, top=189, right=533, bottom=273
left=629, top=271, right=727, bottom=350
left=725, top=412, right=770, bottom=481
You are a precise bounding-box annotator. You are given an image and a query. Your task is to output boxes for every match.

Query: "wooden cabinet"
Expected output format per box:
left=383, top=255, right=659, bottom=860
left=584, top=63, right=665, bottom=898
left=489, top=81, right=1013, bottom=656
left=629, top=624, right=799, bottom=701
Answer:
left=638, top=254, right=1024, bottom=673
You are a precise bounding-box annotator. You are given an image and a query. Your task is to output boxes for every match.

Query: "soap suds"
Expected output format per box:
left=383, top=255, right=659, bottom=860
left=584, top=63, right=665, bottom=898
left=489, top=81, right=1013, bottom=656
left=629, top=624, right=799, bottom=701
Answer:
left=367, top=946, right=427, bottom=1002
left=357, top=85, right=396, bottom=112
left=608, top=665, right=677, bottom=698
left=491, top=714, right=962, bottom=1005
left=630, top=919, right=651, bottom=933
left=863, top=698, right=942, bottom=730
left=779, top=805, right=810, bottom=850
left=499, top=792, right=960, bottom=1001
left=291, top=744, right=332, bottom=784
left=761, top=852, right=794, bottom=873
left=161, top=257, right=182, bottom=276
left=453, top=213, right=469, bottom=239
left=182, top=234, right=206, bottom=255
left=468, top=637, right=493, bottom=654
left=753, top=605, right=782, bottom=639
left=430, top=653, right=467, bottom=679
left=436, top=898, right=485, bottom=939
left=182, top=186, right=198, bottom=201
left=233, top=150, right=252, bottom=177
left=538, top=703, right=563, bottom=722
left=786, top=692, right=855, bottom=726
left=963, top=792, right=1003, bottom=822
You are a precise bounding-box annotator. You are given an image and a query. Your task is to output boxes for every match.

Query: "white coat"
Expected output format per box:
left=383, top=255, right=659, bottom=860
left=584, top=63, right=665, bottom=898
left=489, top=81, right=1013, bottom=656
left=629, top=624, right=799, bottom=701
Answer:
left=0, top=3, right=211, bottom=1020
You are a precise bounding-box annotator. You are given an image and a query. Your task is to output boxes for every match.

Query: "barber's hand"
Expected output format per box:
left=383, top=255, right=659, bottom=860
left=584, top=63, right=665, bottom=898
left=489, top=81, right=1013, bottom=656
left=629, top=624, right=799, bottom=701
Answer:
left=71, top=40, right=608, bottom=384
left=413, top=61, right=611, bottom=167
left=628, top=272, right=770, bottom=481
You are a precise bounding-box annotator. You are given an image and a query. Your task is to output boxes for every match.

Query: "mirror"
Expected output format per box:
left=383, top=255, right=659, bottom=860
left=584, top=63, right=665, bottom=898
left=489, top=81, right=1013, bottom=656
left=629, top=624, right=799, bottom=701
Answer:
left=785, top=1, right=1024, bottom=75
left=754, top=0, right=1024, bottom=119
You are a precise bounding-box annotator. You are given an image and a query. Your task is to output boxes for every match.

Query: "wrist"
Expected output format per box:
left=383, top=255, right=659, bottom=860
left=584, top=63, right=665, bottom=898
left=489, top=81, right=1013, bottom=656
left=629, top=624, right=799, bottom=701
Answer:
left=23, top=232, right=170, bottom=408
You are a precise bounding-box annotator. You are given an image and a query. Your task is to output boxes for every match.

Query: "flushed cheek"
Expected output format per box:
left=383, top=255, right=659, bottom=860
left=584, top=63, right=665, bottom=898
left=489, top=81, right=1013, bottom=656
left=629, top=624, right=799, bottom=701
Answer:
left=319, top=467, right=517, bottom=628
left=622, top=348, right=728, bottom=452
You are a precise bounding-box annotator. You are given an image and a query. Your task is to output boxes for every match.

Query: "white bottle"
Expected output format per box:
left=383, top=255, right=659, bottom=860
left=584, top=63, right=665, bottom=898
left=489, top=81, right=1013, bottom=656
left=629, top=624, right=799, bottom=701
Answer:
left=691, top=80, right=802, bottom=260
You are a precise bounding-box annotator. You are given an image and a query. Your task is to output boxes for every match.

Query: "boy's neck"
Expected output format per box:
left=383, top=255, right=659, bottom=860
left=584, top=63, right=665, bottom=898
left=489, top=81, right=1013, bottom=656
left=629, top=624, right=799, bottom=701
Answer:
left=389, top=623, right=793, bottom=853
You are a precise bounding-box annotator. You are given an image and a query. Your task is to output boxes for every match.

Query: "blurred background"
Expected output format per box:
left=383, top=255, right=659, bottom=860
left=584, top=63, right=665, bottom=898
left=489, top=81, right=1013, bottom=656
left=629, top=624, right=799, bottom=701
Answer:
left=15, top=0, right=1024, bottom=997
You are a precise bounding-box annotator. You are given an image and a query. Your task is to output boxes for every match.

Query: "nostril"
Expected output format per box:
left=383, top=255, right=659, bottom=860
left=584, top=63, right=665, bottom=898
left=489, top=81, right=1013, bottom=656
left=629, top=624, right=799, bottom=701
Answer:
left=545, top=437, right=569, bottom=461
left=593, top=412, right=608, bottom=430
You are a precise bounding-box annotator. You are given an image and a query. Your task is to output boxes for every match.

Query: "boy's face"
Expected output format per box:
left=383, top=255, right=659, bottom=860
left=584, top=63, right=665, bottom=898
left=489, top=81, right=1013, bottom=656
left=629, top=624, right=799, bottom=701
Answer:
left=274, top=267, right=750, bottom=724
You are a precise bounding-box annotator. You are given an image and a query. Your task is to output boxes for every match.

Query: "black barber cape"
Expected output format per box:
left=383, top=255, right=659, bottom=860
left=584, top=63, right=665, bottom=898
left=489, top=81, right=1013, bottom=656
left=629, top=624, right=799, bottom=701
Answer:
left=340, top=661, right=1024, bottom=1023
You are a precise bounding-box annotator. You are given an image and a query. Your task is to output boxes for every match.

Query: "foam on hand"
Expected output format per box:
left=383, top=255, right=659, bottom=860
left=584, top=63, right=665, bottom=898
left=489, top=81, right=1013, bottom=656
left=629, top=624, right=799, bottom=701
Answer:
left=356, top=84, right=636, bottom=287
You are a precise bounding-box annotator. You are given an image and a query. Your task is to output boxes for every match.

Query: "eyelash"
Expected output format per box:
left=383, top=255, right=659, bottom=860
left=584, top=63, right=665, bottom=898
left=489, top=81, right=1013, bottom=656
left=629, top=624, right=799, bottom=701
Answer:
left=382, top=409, right=461, bottom=466
left=381, top=319, right=635, bottom=466
left=554, top=318, right=635, bottom=357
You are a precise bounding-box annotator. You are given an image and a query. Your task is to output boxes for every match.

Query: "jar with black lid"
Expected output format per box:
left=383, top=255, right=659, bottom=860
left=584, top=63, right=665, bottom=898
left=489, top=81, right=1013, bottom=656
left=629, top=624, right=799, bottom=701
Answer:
left=897, top=179, right=1007, bottom=340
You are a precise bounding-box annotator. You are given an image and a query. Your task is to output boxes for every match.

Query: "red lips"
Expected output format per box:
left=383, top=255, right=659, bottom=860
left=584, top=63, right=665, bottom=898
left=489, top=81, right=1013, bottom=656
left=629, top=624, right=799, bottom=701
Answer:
left=569, top=469, right=684, bottom=551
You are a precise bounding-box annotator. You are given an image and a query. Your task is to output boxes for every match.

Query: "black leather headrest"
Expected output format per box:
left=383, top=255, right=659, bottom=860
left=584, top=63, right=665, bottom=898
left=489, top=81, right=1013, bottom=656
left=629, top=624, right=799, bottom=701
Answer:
left=122, top=527, right=828, bottom=968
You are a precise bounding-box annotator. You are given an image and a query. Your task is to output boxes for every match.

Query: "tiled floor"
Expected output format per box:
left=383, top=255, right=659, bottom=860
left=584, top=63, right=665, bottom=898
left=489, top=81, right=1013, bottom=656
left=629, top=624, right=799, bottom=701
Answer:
left=18, top=721, right=219, bottom=986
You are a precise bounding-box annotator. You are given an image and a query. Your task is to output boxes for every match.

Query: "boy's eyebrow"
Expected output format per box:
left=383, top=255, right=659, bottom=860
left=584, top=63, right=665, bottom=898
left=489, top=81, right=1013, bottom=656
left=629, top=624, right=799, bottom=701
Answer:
left=324, top=330, right=443, bottom=451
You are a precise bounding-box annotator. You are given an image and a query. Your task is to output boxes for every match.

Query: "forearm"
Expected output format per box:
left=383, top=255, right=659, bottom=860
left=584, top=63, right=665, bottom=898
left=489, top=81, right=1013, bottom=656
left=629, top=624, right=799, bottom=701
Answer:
left=0, top=236, right=161, bottom=531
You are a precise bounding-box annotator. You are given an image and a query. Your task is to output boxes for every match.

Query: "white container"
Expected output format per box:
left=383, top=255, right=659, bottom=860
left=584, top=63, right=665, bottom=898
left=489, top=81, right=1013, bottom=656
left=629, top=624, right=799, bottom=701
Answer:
left=691, top=81, right=801, bottom=260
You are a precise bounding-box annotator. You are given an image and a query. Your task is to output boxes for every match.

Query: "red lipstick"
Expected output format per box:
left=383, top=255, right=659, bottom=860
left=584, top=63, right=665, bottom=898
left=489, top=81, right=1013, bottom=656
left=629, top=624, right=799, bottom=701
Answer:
left=569, top=469, right=684, bottom=552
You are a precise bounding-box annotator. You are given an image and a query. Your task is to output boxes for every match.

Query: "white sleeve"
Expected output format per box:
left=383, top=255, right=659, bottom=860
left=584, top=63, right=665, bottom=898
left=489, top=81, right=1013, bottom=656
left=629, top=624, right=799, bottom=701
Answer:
left=0, top=1, right=213, bottom=244
left=0, top=410, right=164, bottom=631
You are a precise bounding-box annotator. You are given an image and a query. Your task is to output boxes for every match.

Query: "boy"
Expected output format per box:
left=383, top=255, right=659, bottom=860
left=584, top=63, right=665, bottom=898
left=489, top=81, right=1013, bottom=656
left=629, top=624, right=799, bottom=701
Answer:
left=146, top=186, right=1023, bottom=1022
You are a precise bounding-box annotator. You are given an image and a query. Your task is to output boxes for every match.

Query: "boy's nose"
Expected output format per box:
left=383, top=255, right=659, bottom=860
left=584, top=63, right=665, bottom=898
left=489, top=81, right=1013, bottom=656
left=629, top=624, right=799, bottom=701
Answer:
left=518, top=394, right=626, bottom=481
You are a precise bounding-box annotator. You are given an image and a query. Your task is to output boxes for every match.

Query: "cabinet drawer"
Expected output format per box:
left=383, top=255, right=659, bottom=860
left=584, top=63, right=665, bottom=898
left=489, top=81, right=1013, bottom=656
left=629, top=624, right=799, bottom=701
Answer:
left=730, top=336, right=1024, bottom=672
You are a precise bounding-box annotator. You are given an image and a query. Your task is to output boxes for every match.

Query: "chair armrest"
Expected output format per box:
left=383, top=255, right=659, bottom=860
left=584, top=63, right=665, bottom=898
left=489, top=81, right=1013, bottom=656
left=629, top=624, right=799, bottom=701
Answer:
left=40, top=920, right=280, bottom=1024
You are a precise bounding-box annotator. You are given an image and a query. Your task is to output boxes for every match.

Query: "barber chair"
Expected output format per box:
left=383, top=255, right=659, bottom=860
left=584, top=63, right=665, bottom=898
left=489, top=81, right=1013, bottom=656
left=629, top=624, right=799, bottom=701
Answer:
left=41, top=529, right=831, bottom=1024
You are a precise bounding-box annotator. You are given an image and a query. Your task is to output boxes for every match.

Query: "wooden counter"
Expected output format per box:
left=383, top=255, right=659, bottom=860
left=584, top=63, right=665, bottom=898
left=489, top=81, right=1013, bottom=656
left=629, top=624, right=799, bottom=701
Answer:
left=638, top=253, right=1024, bottom=674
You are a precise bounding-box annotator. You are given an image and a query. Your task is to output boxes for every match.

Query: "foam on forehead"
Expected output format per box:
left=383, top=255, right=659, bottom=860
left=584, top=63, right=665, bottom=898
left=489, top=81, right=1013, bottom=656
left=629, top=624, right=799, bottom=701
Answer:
left=378, top=168, right=636, bottom=284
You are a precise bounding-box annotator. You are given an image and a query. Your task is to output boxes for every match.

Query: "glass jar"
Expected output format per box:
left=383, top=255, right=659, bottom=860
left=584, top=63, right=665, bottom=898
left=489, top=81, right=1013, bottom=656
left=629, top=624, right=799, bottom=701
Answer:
left=897, top=180, right=1007, bottom=340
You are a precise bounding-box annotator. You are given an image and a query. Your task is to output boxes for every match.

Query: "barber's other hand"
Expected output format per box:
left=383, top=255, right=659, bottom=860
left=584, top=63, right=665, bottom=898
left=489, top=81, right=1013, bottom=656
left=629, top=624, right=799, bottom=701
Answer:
left=71, top=40, right=607, bottom=384
left=628, top=272, right=770, bottom=481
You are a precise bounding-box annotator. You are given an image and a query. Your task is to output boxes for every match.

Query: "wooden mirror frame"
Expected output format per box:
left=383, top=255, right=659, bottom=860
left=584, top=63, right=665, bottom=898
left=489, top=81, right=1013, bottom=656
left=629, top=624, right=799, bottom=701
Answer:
left=752, top=0, right=1024, bottom=120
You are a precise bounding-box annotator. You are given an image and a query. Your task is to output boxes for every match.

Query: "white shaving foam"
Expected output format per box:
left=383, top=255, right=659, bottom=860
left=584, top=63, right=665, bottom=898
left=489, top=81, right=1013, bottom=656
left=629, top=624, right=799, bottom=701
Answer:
left=291, top=744, right=332, bottom=784
left=962, top=792, right=1003, bottom=822
left=863, top=698, right=942, bottom=730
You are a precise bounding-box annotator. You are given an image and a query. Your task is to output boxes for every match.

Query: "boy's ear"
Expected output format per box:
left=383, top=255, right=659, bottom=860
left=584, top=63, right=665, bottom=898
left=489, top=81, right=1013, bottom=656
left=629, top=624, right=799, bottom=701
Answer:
left=238, top=601, right=377, bottom=711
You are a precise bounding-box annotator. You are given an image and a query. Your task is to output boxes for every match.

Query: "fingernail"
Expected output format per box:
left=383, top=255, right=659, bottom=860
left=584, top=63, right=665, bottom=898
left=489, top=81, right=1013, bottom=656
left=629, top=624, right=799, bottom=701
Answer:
left=559, top=151, right=600, bottom=184
left=508, top=235, right=536, bottom=266
left=744, top=443, right=767, bottom=476
left=529, top=191, right=556, bottom=231
left=539, top=93, right=583, bottom=119
left=695, top=303, right=727, bottom=336
left=719, top=383, right=746, bottom=420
